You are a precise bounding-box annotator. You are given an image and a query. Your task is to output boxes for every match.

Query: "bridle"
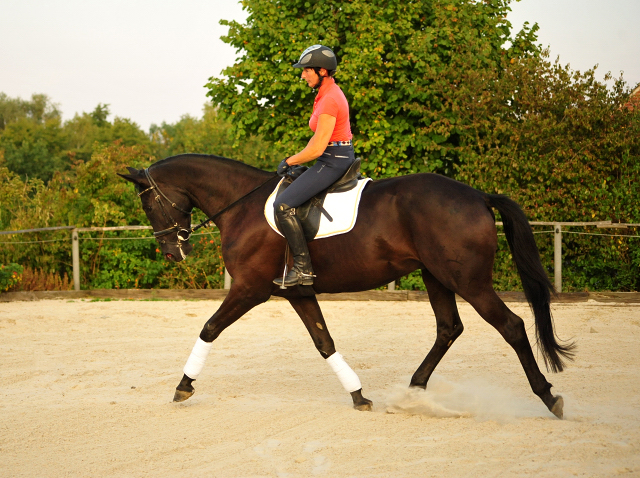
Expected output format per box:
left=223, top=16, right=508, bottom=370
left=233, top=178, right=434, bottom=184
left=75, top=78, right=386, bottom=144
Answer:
left=137, top=167, right=278, bottom=259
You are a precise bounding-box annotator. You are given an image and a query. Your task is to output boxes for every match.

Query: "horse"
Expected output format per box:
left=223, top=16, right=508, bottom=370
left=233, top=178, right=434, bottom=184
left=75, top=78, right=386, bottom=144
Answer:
left=119, top=153, right=574, bottom=419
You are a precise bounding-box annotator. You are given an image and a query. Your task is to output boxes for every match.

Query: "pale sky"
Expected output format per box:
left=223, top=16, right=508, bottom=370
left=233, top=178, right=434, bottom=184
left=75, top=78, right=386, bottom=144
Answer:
left=1, top=0, right=638, bottom=132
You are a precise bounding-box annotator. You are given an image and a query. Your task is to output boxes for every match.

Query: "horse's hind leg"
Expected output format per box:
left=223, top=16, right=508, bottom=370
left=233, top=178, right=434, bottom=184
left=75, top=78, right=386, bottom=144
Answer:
left=288, top=296, right=372, bottom=411
left=465, top=289, right=563, bottom=418
left=410, top=269, right=464, bottom=388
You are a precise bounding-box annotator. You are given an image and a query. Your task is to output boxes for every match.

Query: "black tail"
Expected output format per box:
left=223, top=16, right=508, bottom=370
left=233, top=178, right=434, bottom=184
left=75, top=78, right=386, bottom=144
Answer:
left=485, top=194, right=575, bottom=372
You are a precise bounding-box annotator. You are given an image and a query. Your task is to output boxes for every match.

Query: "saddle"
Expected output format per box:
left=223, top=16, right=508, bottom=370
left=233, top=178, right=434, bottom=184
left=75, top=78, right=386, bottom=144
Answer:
left=275, top=158, right=363, bottom=241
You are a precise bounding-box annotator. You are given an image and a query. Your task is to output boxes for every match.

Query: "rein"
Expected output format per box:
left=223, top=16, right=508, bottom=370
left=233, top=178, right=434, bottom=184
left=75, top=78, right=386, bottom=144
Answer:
left=138, top=168, right=278, bottom=253
left=190, top=174, right=278, bottom=234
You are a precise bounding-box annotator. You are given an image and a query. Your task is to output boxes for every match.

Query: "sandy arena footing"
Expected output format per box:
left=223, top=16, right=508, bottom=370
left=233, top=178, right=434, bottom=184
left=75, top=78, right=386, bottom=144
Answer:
left=1, top=298, right=639, bottom=477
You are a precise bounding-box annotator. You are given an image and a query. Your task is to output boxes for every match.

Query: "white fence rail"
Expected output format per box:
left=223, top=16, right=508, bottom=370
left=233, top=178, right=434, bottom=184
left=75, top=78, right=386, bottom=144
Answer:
left=2, top=221, right=639, bottom=292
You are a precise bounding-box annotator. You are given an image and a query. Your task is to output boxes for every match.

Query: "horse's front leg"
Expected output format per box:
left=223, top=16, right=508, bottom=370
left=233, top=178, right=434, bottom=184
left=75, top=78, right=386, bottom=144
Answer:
left=288, top=296, right=372, bottom=411
left=173, top=286, right=268, bottom=402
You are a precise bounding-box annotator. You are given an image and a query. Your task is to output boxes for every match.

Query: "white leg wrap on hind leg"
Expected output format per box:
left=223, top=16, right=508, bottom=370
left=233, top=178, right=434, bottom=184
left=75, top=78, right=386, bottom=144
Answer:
left=326, top=352, right=362, bottom=393
left=183, top=338, right=213, bottom=379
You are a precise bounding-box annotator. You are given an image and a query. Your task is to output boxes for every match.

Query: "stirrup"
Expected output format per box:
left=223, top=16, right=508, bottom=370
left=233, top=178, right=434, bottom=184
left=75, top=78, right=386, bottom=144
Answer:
left=273, top=268, right=316, bottom=288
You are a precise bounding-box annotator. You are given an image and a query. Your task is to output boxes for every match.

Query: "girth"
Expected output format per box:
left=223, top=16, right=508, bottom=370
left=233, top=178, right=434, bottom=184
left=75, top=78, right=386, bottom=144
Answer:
left=275, top=158, right=363, bottom=242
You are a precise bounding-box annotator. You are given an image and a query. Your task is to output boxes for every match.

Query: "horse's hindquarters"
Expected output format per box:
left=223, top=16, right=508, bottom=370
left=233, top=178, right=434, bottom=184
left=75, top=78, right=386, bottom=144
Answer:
left=307, top=174, right=497, bottom=295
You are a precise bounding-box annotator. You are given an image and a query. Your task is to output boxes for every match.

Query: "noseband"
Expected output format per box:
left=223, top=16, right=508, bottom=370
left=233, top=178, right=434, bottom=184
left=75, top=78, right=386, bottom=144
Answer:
left=138, top=168, right=278, bottom=259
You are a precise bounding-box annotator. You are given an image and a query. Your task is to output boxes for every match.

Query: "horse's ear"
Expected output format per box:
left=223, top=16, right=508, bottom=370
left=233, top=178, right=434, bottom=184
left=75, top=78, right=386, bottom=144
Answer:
left=118, top=167, right=145, bottom=184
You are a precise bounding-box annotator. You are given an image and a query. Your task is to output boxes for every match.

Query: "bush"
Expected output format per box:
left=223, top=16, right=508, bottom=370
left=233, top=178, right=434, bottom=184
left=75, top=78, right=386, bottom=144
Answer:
left=16, top=266, right=72, bottom=291
left=0, top=263, right=23, bottom=292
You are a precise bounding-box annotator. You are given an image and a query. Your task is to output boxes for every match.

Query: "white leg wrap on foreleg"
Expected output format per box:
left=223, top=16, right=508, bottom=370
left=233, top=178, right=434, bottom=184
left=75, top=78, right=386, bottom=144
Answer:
left=326, top=352, right=362, bottom=393
left=183, top=338, right=213, bottom=379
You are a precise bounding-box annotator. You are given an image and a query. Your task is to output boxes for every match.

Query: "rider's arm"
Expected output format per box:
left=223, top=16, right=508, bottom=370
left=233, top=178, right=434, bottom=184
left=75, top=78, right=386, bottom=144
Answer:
left=285, top=113, right=337, bottom=166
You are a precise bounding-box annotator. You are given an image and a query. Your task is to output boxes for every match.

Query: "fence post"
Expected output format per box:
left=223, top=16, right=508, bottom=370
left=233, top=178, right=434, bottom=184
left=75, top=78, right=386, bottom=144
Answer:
left=72, top=228, right=80, bottom=291
left=388, top=281, right=396, bottom=291
left=554, top=224, right=562, bottom=293
left=224, top=268, right=232, bottom=289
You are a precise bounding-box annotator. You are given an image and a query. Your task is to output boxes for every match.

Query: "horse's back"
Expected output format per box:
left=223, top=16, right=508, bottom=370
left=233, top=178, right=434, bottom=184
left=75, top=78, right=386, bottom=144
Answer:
left=309, top=173, right=498, bottom=292
left=360, top=173, right=495, bottom=232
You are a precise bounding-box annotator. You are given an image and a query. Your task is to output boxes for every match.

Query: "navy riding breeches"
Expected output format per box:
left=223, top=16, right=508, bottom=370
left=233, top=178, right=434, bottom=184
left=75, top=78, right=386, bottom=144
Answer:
left=274, top=144, right=355, bottom=209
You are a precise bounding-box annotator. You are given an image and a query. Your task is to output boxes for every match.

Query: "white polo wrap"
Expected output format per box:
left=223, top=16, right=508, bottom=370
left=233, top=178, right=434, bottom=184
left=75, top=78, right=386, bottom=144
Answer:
left=326, top=352, right=362, bottom=393
left=183, top=338, right=213, bottom=379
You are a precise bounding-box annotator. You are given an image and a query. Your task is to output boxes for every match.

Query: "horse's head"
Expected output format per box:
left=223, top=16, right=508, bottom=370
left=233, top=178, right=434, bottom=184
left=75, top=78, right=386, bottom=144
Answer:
left=118, top=166, right=194, bottom=262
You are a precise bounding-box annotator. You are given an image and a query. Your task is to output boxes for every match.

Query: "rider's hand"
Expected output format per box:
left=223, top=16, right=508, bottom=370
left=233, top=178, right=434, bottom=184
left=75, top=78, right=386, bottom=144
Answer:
left=277, top=158, right=290, bottom=177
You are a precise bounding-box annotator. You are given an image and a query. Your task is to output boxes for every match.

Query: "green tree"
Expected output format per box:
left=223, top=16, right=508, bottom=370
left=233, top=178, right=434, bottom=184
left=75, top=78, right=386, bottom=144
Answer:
left=150, top=104, right=270, bottom=168
left=0, top=93, right=151, bottom=181
left=63, top=104, right=150, bottom=164
left=0, top=116, right=68, bottom=182
left=0, top=93, right=68, bottom=182
left=206, top=0, right=539, bottom=176
left=448, top=52, right=640, bottom=291
left=0, top=93, right=61, bottom=130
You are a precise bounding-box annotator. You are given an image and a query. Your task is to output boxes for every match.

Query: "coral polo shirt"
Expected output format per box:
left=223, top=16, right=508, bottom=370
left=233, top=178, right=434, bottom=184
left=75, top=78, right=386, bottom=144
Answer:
left=309, top=77, right=352, bottom=142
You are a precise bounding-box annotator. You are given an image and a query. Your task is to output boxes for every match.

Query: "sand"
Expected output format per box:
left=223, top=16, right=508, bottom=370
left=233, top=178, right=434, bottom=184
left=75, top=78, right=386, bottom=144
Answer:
left=1, top=298, right=639, bottom=477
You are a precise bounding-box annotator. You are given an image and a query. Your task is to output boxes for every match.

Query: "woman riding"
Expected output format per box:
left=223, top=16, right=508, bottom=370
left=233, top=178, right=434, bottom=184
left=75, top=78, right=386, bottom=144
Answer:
left=274, top=44, right=355, bottom=288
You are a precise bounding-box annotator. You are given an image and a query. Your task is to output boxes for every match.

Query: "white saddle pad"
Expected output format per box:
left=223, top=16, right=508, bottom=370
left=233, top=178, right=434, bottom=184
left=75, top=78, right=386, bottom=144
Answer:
left=264, top=178, right=371, bottom=240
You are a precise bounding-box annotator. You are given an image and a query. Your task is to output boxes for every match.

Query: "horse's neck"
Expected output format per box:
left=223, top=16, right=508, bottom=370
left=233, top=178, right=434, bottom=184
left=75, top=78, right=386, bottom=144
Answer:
left=156, top=155, right=271, bottom=219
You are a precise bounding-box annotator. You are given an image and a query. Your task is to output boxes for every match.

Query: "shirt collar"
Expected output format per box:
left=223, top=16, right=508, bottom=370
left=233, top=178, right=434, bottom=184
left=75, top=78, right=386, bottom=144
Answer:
left=315, top=76, right=335, bottom=101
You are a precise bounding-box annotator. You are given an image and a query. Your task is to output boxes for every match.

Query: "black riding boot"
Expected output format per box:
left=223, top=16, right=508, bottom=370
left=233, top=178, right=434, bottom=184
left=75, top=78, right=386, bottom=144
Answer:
left=273, top=203, right=315, bottom=287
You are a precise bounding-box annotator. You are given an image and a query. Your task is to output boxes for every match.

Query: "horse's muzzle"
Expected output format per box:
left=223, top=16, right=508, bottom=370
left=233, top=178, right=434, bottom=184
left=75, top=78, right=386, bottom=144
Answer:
left=162, top=241, right=193, bottom=262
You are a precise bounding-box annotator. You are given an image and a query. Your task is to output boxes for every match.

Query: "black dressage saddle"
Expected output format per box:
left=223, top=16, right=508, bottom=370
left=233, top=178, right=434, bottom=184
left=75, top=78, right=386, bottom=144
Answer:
left=275, top=158, right=363, bottom=241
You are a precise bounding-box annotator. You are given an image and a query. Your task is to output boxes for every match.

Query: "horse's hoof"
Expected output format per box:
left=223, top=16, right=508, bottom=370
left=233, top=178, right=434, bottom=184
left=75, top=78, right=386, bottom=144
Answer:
left=550, top=395, right=564, bottom=419
left=354, top=400, right=373, bottom=411
left=173, top=388, right=194, bottom=402
left=350, top=389, right=373, bottom=411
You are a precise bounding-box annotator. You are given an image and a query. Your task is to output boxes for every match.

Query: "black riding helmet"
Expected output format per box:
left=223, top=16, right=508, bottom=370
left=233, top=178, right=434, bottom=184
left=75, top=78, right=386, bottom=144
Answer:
left=293, top=45, right=338, bottom=74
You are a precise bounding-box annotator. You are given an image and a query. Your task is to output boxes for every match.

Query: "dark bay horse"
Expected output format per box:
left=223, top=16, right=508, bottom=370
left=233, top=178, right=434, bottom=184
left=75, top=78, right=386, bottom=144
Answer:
left=119, top=154, right=574, bottom=418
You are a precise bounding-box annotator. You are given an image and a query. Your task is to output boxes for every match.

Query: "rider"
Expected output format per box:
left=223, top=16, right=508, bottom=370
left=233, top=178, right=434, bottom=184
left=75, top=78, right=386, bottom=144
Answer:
left=273, top=44, right=355, bottom=288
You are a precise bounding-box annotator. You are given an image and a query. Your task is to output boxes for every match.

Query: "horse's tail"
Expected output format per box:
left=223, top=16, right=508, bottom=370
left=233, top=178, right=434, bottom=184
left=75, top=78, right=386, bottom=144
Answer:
left=485, top=194, right=575, bottom=373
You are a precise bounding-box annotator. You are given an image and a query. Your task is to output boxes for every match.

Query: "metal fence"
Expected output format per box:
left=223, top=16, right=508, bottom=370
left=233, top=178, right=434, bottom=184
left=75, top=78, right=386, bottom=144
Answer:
left=2, top=221, right=639, bottom=292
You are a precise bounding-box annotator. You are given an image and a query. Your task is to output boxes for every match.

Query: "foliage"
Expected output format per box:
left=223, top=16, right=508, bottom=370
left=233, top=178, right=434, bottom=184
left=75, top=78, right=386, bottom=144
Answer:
left=449, top=52, right=640, bottom=291
left=64, top=105, right=150, bottom=164
left=156, top=231, right=226, bottom=289
left=0, top=115, right=229, bottom=290
left=0, top=95, right=150, bottom=183
left=149, top=104, right=271, bottom=168
left=0, top=263, right=23, bottom=292
left=65, top=142, right=150, bottom=228
left=0, top=114, right=69, bottom=183
left=9, top=266, right=72, bottom=292
left=0, top=93, right=61, bottom=130
left=206, top=0, right=539, bottom=176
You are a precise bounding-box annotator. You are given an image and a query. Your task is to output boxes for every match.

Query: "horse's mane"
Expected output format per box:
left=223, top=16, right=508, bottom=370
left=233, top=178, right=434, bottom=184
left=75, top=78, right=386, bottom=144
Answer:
left=151, top=153, right=271, bottom=176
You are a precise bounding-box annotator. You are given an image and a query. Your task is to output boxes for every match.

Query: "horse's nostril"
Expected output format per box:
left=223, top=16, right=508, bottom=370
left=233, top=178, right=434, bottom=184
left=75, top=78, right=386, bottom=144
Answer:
left=165, top=253, right=173, bottom=260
